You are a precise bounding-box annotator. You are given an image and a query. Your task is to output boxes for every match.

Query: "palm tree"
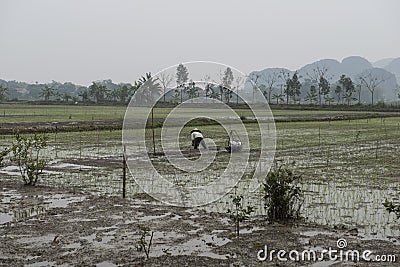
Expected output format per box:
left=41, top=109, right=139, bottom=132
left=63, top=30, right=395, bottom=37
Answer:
left=135, top=73, right=162, bottom=103
left=40, top=86, right=55, bottom=101
left=89, top=82, right=109, bottom=103
left=78, top=90, right=89, bottom=103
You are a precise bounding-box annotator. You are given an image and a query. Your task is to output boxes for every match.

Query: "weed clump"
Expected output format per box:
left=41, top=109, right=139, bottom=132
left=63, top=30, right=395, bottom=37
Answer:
left=263, top=164, right=302, bottom=221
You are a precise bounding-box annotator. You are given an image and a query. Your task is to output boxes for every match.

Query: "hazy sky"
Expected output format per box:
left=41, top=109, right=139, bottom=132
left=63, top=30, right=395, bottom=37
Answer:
left=1, top=0, right=399, bottom=85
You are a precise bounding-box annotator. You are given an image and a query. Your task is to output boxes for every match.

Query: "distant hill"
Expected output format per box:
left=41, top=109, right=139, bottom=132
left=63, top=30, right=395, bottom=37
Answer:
left=373, top=58, right=395, bottom=68
left=247, top=56, right=400, bottom=103
left=384, top=58, right=400, bottom=83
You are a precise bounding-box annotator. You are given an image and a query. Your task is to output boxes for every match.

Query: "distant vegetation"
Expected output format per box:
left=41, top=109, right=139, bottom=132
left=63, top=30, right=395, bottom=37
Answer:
left=1, top=57, right=400, bottom=107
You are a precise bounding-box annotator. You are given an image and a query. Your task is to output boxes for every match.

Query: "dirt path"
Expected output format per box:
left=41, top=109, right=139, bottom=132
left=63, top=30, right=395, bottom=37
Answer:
left=0, top=180, right=399, bottom=266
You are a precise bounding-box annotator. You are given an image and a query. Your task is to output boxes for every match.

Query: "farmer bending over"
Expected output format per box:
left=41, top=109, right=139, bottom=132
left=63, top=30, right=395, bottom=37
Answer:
left=191, top=128, right=207, bottom=150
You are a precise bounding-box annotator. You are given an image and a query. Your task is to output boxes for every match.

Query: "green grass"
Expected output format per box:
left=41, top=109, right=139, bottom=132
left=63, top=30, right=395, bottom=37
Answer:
left=0, top=104, right=380, bottom=123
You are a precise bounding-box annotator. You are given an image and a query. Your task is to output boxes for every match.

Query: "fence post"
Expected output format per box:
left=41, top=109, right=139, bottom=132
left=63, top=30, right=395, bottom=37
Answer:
left=123, top=145, right=127, bottom=198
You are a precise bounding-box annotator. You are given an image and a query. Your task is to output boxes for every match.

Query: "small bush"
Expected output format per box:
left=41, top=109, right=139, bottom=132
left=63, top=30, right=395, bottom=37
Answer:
left=263, top=164, right=302, bottom=221
left=383, top=200, right=400, bottom=219
left=10, top=133, right=49, bottom=186
left=0, top=148, right=10, bottom=167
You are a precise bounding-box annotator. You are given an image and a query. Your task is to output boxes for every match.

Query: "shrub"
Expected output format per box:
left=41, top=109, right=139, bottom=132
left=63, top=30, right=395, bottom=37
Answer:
left=383, top=200, right=400, bottom=219
left=10, top=133, right=49, bottom=186
left=0, top=148, right=10, bottom=167
left=263, top=164, right=302, bottom=221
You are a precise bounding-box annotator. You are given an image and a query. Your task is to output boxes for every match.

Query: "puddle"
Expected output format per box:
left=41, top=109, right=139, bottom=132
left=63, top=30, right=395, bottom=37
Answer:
left=81, top=232, right=115, bottom=249
left=0, top=212, right=13, bottom=224
left=51, top=162, right=98, bottom=170
left=299, top=230, right=334, bottom=237
left=239, top=226, right=265, bottom=234
left=0, top=189, right=85, bottom=224
left=0, top=166, right=61, bottom=176
left=44, top=194, right=86, bottom=208
left=96, top=261, right=119, bottom=267
left=151, top=233, right=231, bottom=258
left=25, top=261, right=57, bottom=267
left=18, top=234, right=56, bottom=247
left=139, top=212, right=172, bottom=222
left=63, top=242, right=81, bottom=249
left=309, top=261, right=341, bottom=267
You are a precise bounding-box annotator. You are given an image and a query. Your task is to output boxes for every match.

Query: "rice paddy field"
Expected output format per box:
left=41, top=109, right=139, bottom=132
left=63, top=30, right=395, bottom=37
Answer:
left=1, top=104, right=400, bottom=240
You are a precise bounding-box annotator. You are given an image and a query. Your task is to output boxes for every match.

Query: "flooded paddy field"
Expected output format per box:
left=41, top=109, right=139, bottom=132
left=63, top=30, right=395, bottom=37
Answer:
left=1, top=110, right=400, bottom=266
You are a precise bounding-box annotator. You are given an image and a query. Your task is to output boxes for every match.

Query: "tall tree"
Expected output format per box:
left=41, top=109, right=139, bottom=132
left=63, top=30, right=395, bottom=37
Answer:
left=248, top=73, right=260, bottom=103
left=176, top=64, right=189, bottom=103
left=305, top=85, right=318, bottom=104
left=116, top=84, right=131, bottom=103
left=290, top=72, right=301, bottom=104
left=40, top=85, right=55, bottom=101
left=334, top=85, right=342, bottom=104
left=89, top=82, right=108, bottom=103
left=234, top=75, right=244, bottom=104
left=0, top=85, right=8, bottom=101
left=185, top=80, right=198, bottom=99
left=136, top=73, right=162, bottom=102
left=158, top=72, right=174, bottom=103
left=272, top=92, right=284, bottom=104
left=278, top=70, right=290, bottom=104
left=357, top=70, right=389, bottom=105
left=78, top=89, right=89, bottom=103
left=306, top=65, right=330, bottom=105
left=318, top=76, right=330, bottom=104
left=339, top=75, right=355, bottom=105
left=222, top=67, right=234, bottom=103
left=261, top=72, right=278, bottom=104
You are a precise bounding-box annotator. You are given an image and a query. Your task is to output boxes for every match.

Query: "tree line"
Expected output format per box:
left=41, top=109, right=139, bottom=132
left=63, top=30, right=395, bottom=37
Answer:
left=0, top=64, right=399, bottom=105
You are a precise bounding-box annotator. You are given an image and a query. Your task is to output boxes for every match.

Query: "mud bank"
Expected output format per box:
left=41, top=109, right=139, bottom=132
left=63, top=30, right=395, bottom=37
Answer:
left=0, top=180, right=399, bottom=267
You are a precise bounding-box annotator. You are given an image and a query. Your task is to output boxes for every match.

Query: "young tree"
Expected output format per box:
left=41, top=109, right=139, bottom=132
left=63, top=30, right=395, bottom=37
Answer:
left=357, top=70, right=389, bottom=105
left=176, top=64, right=189, bottom=103
left=11, top=133, right=49, bottom=186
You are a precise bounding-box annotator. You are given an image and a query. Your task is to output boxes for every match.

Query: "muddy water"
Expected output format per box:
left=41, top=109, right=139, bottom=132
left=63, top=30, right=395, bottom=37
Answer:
left=1, top=118, right=399, bottom=240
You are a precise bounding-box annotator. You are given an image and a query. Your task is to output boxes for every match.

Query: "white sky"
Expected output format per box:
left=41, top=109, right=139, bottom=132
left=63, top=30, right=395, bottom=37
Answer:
left=0, top=0, right=399, bottom=85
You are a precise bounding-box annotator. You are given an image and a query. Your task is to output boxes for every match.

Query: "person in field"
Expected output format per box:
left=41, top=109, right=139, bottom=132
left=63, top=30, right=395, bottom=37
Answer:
left=191, top=128, right=207, bottom=150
